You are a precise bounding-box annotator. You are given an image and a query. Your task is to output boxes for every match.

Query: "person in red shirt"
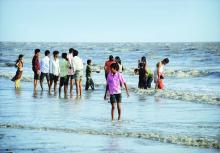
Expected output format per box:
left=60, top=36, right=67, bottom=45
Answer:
left=104, top=55, right=115, bottom=80
left=32, top=49, right=41, bottom=91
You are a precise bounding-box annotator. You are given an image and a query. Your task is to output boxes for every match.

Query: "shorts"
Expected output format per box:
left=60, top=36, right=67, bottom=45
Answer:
left=74, top=70, right=83, bottom=81
left=60, top=76, right=69, bottom=86
left=34, top=71, right=40, bottom=80
left=49, top=73, right=59, bottom=82
left=110, top=94, right=122, bottom=103
left=68, top=75, right=74, bottom=80
left=40, top=72, right=49, bottom=81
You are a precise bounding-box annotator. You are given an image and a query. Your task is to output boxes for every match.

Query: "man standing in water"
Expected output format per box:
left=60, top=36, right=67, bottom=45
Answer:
left=49, top=51, right=60, bottom=95
left=154, top=58, right=169, bottom=89
left=67, top=48, right=75, bottom=97
left=72, top=49, right=83, bottom=97
left=40, top=50, right=50, bottom=90
left=32, top=49, right=41, bottom=91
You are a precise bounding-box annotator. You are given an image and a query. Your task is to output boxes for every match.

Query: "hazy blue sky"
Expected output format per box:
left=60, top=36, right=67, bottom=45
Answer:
left=0, top=0, right=220, bottom=42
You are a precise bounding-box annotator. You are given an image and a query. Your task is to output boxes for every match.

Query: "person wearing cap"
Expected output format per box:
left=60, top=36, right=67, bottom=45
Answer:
left=11, top=54, right=24, bottom=88
left=104, top=55, right=115, bottom=80
left=32, top=49, right=41, bottom=91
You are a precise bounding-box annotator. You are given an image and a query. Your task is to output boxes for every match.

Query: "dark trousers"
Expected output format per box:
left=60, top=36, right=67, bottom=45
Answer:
left=146, top=76, right=153, bottom=88
left=85, top=77, right=94, bottom=90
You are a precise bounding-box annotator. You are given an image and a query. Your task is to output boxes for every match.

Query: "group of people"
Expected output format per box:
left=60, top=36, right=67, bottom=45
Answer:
left=134, top=56, right=169, bottom=90
left=11, top=49, right=169, bottom=121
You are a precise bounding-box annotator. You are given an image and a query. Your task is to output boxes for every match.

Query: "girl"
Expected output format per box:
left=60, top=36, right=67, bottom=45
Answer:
left=11, top=54, right=24, bottom=88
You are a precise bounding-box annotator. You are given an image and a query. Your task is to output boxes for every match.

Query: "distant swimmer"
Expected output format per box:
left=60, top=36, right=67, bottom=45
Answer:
left=11, top=54, right=24, bottom=88
left=154, top=58, right=169, bottom=89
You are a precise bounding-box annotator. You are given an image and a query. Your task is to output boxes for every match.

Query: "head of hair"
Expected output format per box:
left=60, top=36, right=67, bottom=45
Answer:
left=35, top=49, right=40, bottom=54
left=109, top=55, right=114, bottom=61
left=45, top=50, right=50, bottom=56
left=62, top=53, right=67, bottom=59
left=18, top=54, right=23, bottom=59
left=141, top=56, right=146, bottom=63
left=53, top=50, right=59, bottom=57
left=110, top=63, right=119, bottom=71
left=69, top=48, right=74, bottom=53
left=115, top=56, right=121, bottom=64
left=162, top=58, right=169, bottom=64
left=87, top=59, right=92, bottom=65
left=73, top=49, right=78, bottom=56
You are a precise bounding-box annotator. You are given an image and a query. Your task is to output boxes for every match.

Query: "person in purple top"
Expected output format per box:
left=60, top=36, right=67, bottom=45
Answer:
left=104, top=63, right=129, bottom=121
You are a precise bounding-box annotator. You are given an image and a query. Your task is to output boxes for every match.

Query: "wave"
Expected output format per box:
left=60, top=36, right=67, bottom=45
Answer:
left=0, top=123, right=219, bottom=149
left=125, top=68, right=219, bottom=78
left=131, top=88, right=220, bottom=105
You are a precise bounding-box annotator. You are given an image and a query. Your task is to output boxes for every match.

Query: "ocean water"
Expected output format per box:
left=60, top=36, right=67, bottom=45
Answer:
left=0, top=42, right=220, bottom=152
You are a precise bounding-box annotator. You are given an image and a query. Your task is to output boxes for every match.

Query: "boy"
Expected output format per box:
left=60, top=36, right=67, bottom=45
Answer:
left=59, top=53, right=70, bottom=98
left=71, top=49, right=83, bottom=97
left=104, top=63, right=129, bottom=121
left=85, top=59, right=94, bottom=90
left=32, top=49, right=40, bottom=91
left=40, top=50, right=50, bottom=90
left=49, top=51, right=60, bottom=94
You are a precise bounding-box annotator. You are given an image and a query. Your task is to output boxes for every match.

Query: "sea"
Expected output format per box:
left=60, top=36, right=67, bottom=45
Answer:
left=0, top=42, right=220, bottom=153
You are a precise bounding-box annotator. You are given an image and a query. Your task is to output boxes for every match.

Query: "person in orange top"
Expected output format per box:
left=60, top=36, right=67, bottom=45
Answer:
left=104, top=55, right=115, bottom=80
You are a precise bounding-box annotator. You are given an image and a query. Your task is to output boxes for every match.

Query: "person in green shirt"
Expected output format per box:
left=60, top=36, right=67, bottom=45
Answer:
left=59, top=53, right=70, bottom=98
left=85, top=59, right=94, bottom=90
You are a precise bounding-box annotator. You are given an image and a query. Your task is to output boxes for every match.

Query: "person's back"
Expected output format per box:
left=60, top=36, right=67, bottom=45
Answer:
left=104, top=55, right=115, bottom=79
left=60, top=58, right=69, bottom=77
left=72, top=56, right=83, bottom=71
left=41, top=56, right=50, bottom=73
left=138, top=65, right=147, bottom=89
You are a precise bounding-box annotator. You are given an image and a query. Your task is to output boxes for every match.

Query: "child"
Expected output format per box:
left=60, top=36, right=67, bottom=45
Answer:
left=104, top=63, right=129, bottom=121
left=85, top=59, right=94, bottom=90
left=11, top=54, right=24, bottom=88
left=59, top=53, right=70, bottom=98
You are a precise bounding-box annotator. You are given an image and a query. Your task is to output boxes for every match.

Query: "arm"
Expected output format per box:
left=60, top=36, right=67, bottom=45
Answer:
left=104, top=83, right=109, bottom=100
left=124, top=83, right=129, bottom=97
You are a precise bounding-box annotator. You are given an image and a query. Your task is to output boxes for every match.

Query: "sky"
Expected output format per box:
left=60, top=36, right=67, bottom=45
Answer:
left=0, top=0, right=220, bottom=42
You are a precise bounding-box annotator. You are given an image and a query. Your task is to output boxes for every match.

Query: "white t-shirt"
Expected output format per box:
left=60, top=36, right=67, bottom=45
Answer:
left=50, top=58, right=60, bottom=76
left=72, top=56, right=83, bottom=71
left=40, top=56, right=50, bottom=73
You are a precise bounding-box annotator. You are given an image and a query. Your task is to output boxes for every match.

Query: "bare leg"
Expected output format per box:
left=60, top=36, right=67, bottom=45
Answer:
left=79, top=79, right=82, bottom=96
left=34, top=80, right=38, bottom=91
left=75, top=80, right=80, bottom=96
left=111, top=103, right=116, bottom=121
left=70, top=79, right=74, bottom=96
left=117, top=103, right=122, bottom=121
left=64, top=85, right=68, bottom=98
left=49, top=80, right=53, bottom=94
left=40, top=79, right=43, bottom=90
left=54, top=81, right=58, bottom=95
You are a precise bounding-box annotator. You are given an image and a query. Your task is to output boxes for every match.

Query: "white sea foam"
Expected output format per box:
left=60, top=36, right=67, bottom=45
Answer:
left=0, top=123, right=219, bottom=149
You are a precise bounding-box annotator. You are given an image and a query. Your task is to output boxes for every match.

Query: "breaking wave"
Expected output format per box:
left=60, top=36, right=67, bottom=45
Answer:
left=0, top=123, right=219, bottom=149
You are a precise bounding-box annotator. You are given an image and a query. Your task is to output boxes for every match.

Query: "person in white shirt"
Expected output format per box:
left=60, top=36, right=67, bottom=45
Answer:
left=49, top=51, right=60, bottom=95
left=40, top=50, right=50, bottom=90
left=67, top=48, right=75, bottom=97
left=72, top=49, right=83, bottom=97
